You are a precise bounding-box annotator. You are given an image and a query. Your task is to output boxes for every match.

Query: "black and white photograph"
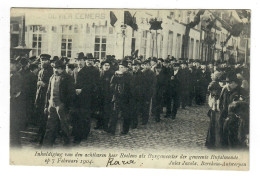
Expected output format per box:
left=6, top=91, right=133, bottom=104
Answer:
left=8, top=7, right=250, bottom=170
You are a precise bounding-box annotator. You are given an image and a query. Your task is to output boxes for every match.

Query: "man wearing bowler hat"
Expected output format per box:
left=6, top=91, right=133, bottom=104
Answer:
left=42, top=60, right=75, bottom=147
left=166, top=63, right=181, bottom=120
left=178, top=60, right=190, bottom=109
left=18, top=58, right=32, bottom=126
left=150, top=57, right=158, bottom=72
left=193, top=59, right=204, bottom=105
left=34, top=54, right=53, bottom=145
left=140, top=60, right=156, bottom=125
left=130, top=59, right=143, bottom=128
left=153, top=64, right=165, bottom=122
left=95, top=60, right=114, bottom=131
left=188, top=59, right=196, bottom=106
left=85, top=53, right=100, bottom=121
left=73, top=52, right=85, bottom=83
left=72, top=53, right=96, bottom=144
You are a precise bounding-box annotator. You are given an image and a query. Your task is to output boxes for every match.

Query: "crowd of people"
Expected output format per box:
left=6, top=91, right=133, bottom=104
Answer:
left=10, top=52, right=249, bottom=149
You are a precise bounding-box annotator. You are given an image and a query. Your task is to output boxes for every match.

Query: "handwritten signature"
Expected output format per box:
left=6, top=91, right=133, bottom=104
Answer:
left=106, top=158, right=136, bottom=167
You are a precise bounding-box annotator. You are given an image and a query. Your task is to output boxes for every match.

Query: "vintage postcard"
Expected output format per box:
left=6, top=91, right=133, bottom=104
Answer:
left=10, top=8, right=250, bottom=170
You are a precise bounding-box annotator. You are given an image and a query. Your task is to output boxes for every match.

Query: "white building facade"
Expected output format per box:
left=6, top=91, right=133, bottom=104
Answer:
left=10, top=8, right=248, bottom=62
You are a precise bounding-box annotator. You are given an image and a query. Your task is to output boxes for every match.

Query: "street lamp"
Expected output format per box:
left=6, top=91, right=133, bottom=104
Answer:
left=149, top=18, right=163, bottom=58
left=121, top=24, right=127, bottom=58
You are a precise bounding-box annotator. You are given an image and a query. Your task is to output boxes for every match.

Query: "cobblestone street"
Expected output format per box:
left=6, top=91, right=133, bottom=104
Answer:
left=21, top=103, right=210, bottom=151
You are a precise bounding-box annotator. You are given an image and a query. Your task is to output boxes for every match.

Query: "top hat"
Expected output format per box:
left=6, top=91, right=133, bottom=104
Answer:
left=201, top=61, right=207, bottom=66
left=188, top=59, right=194, bottom=63
left=106, top=55, right=112, bottom=60
left=86, top=53, right=94, bottom=60
left=40, top=54, right=51, bottom=60
left=194, top=59, right=201, bottom=63
left=101, top=60, right=111, bottom=66
left=223, top=71, right=239, bottom=83
left=66, top=63, right=76, bottom=70
left=151, top=57, right=158, bottom=62
left=142, top=60, right=151, bottom=65
left=132, top=59, right=141, bottom=66
left=19, top=57, right=29, bottom=66
left=158, top=58, right=164, bottom=62
left=10, top=58, right=18, bottom=64
left=51, top=56, right=59, bottom=62
left=54, top=60, right=65, bottom=69
left=164, top=59, right=170, bottom=63
left=173, top=63, right=180, bottom=67
left=119, top=60, right=128, bottom=68
left=76, top=52, right=85, bottom=60
left=29, top=63, right=39, bottom=71
left=155, top=64, right=162, bottom=69
left=29, top=56, right=37, bottom=61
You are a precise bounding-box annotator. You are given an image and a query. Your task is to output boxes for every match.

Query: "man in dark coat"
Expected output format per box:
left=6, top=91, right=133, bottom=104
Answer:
left=140, top=60, right=156, bottom=125
left=178, top=61, right=190, bottom=109
left=108, top=60, right=132, bottom=135
left=188, top=60, right=196, bottom=106
left=218, top=71, right=241, bottom=148
left=153, top=64, right=166, bottom=122
left=85, top=55, right=100, bottom=120
left=166, top=63, right=181, bottom=119
left=130, top=60, right=143, bottom=128
left=194, top=60, right=204, bottom=105
left=34, top=54, right=53, bottom=144
left=200, top=62, right=211, bottom=104
left=72, top=54, right=96, bottom=144
left=26, top=64, right=39, bottom=125
left=161, top=59, right=172, bottom=117
left=42, top=60, right=75, bottom=147
left=18, top=58, right=32, bottom=126
left=10, top=59, right=25, bottom=147
left=95, top=60, right=114, bottom=131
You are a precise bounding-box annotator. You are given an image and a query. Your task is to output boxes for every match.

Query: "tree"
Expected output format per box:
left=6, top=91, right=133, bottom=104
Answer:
left=181, top=10, right=205, bottom=59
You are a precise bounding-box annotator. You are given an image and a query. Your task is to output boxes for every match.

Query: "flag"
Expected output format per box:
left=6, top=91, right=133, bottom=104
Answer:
left=110, top=11, right=117, bottom=27
left=124, top=11, right=133, bottom=26
left=124, top=11, right=138, bottom=31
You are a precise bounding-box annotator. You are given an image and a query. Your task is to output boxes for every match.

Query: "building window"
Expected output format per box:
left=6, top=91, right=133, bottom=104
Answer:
left=167, top=31, right=173, bottom=56
left=109, top=27, right=113, bottom=34
left=195, top=40, right=200, bottom=59
left=74, top=25, right=79, bottom=33
left=86, top=24, right=91, bottom=34
left=150, top=33, right=155, bottom=57
left=11, top=23, right=19, bottom=33
left=61, top=35, right=72, bottom=58
left=131, top=30, right=136, bottom=54
left=176, top=33, right=181, bottom=59
left=61, top=25, right=73, bottom=58
left=31, top=25, right=44, bottom=56
left=190, top=38, right=194, bottom=59
left=141, top=30, right=148, bottom=59
left=94, top=26, right=107, bottom=59
left=159, top=34, right=163, bottom=58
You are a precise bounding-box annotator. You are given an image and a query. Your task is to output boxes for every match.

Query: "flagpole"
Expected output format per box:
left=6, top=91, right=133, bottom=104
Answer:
left=122, top=11, right=126, bottom=59
left=156, top=30, right=158, bottom=58
left=152, top=33, right=154, bottom=57
left=156, top=11, right=159, bottom=58
left=123, top=29, right=125, bottom=58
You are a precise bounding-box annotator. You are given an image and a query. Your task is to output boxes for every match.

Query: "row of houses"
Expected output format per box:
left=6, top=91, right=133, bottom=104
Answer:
left=10, top=9, right=250, bottom=63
